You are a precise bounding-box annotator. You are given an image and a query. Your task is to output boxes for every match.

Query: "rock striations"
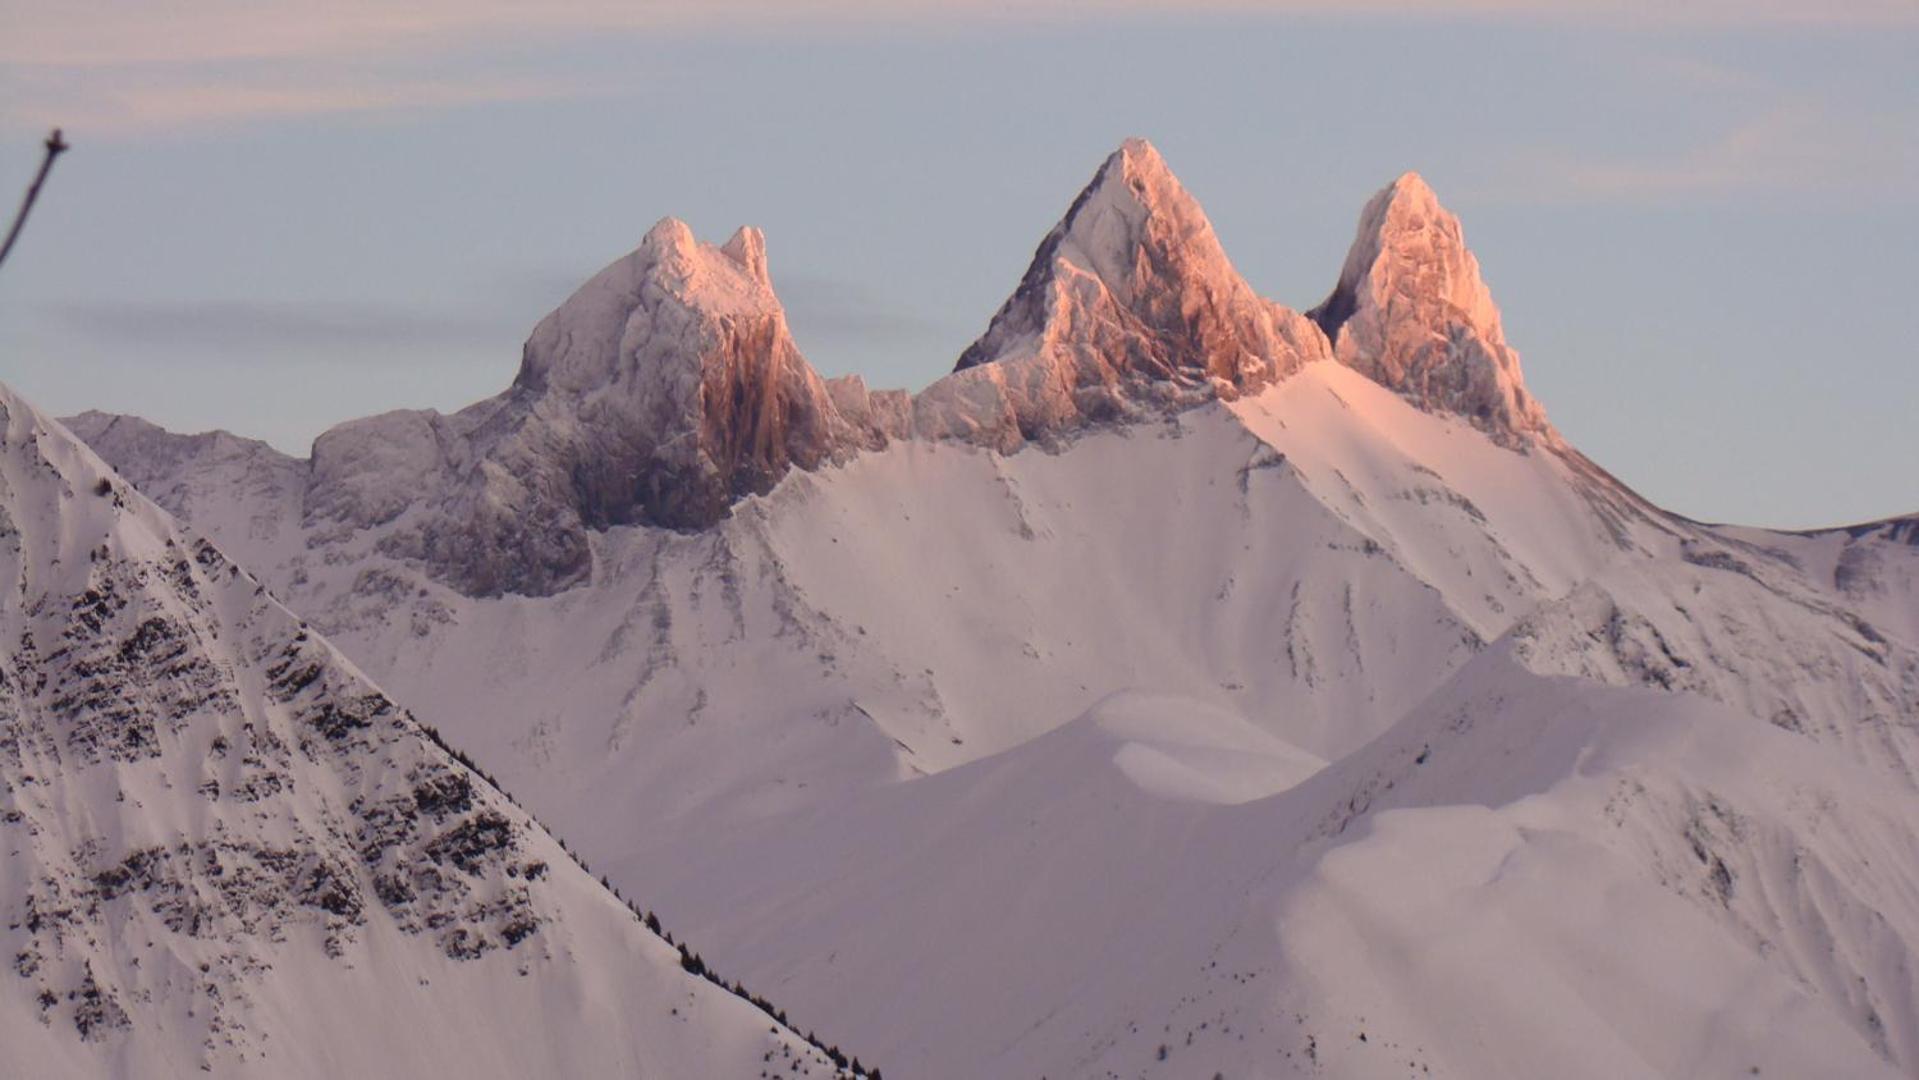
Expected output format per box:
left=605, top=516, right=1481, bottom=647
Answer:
left=1309, top=171, right=1550, bottom=445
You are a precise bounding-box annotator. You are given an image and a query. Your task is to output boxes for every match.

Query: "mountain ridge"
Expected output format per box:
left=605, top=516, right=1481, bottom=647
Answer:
left=61, top=139, right=1589, bottom=600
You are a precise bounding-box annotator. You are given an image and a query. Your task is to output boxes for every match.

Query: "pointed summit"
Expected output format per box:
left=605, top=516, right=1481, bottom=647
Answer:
left=928, top=138, right=1328, bottom=450
left=1310, top=172, right=1549, bottom=443
left=951, top=137, right=1206, bottom=331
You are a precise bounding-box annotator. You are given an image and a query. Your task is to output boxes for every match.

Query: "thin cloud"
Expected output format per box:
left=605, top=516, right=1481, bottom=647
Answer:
left=1485, top=104, right=1919, bottom=204
left=2, top=63, right=632, bottom=134
left=3, top=0, right=1913, bottom=132
left=49, top=299, right=522, bottom=357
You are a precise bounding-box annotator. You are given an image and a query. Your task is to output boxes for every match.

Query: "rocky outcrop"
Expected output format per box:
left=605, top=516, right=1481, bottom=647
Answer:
left=1309, top=172, right=1550, bottom=445
left=499, top=220, right=862, bottom=528
left=919, top=138, right=1330, bottom=451
left=826, top=374, right=913, bottom=446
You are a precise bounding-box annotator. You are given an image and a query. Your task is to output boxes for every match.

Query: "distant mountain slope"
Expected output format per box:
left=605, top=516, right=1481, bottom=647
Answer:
left=1, top=384, right=857, bottom=1078
left=61, top=141, right=1919, bottom=1078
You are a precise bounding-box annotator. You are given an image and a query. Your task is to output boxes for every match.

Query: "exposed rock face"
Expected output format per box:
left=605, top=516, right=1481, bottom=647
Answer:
left=1309, top=172, right=1550, bottom=444
left=919, top=138, right=1330, bottom=451
left=303, top=220, right=868, bottom=597
left=502, top=220, right=860, bottom=527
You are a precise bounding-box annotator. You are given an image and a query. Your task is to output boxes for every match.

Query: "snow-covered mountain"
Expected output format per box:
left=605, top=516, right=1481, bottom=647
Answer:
left=0, top=387, right=864, bottom=1076
left=58, top=139, right=1919, bottom=1078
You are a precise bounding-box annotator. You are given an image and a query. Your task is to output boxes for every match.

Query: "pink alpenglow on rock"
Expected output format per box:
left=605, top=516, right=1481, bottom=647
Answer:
left=1310, top=171, right=1551, bottom=445
left=920, top=138, right=1330, bottom=450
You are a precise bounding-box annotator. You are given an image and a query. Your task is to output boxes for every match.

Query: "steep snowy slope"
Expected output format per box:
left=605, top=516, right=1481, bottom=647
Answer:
left=0, top=384, right=857, bottom=1078
left=61, top=141, right=1919, bottom=1078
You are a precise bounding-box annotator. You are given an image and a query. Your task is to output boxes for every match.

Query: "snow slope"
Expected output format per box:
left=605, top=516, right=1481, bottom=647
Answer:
left=57, top=140, right=1919, bottom=1078
left=647, top=650, right=1914, bottom=1078
left=71, top=364, right=1919, bottom=1077
left=0, top=384, right=858, bottom=1077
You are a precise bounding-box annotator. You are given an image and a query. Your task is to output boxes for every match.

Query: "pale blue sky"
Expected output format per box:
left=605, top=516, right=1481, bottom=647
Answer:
left=1, top=4, right=1914, bottom=528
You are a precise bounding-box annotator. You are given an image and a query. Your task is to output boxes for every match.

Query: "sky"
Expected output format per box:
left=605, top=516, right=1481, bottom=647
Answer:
left=0, top=1, right=1914, bottom=529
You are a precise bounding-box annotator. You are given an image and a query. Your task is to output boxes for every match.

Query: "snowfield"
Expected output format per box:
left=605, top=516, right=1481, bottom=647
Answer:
left=25, top=138, right=1919, bottom=1078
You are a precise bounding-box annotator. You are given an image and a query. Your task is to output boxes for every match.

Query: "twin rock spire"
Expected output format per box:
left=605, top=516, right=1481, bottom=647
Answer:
left=310, top=139, right=1554, bottom=596
left=936, top=138, right=1548, bottom=446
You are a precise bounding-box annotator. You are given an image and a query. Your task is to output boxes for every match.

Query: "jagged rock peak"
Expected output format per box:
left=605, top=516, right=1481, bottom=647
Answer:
left=927, top=138, right=1329, bottom=451
left=1310, top=171, right=1550, bottom=444
left=956, top=137, right=1209, bottom=338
